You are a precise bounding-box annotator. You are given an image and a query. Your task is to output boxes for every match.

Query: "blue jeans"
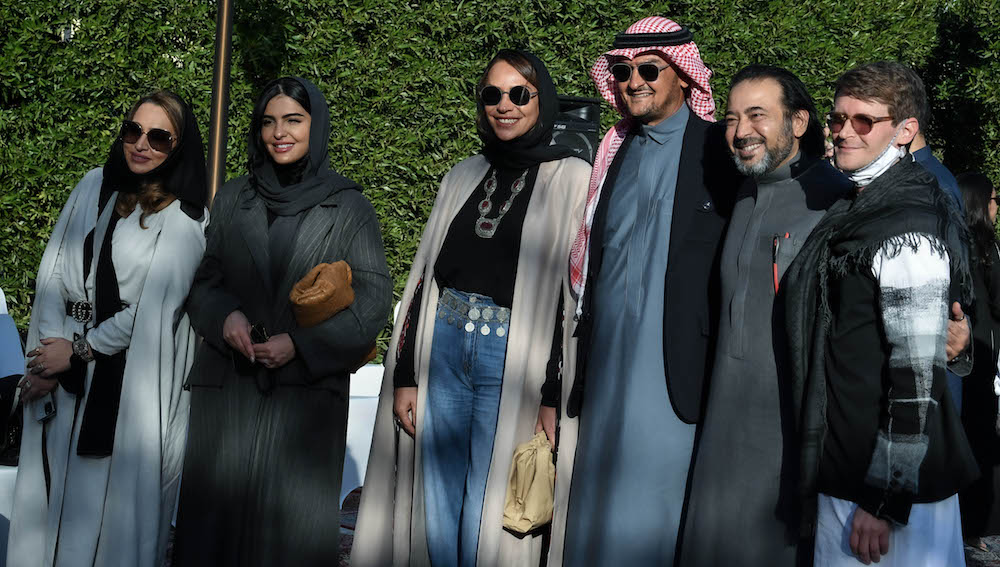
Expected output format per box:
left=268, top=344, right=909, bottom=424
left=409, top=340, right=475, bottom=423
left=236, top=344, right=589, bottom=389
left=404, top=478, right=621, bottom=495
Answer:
left=422, top=289, right=509, bottom=567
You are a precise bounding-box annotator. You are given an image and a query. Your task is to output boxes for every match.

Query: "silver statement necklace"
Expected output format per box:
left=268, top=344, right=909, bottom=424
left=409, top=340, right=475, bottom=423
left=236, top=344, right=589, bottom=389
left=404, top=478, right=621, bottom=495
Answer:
left=475, top=168, right=529, bottom=239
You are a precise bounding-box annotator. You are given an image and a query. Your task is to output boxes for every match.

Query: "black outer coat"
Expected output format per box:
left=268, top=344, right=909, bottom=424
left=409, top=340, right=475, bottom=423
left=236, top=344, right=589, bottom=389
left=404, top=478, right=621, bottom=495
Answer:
left=174, top=177, right=392, bottom=566
left=183, top=177, right=392, bottom=390
left=567, top=112, right=738, bottom=424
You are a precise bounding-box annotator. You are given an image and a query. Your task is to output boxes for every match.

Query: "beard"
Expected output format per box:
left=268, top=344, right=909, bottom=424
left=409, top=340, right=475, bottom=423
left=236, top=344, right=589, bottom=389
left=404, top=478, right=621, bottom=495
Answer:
left=731, top=118, right=796, bottom=178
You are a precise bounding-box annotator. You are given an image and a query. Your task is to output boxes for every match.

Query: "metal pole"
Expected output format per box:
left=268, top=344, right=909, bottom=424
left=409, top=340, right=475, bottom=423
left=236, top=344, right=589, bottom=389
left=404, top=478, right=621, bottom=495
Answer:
left=207, top=0, right=234, bottom=205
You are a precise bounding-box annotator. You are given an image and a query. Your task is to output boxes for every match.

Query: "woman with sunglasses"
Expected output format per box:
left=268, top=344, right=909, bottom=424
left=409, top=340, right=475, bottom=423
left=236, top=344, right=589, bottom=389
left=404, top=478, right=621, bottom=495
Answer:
left=353, top=50, right=589, bottom=567
left=8, top=90, right=208, bottom=567
left=956, top=172, right=1000, bottom=551
left=171, top=77, right=391, bottom=567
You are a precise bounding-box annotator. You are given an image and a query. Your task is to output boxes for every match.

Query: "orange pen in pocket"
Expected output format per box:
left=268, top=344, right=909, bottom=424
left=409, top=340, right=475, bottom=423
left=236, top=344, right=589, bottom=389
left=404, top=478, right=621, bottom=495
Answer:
left=772, top=232, right=790, bottom=293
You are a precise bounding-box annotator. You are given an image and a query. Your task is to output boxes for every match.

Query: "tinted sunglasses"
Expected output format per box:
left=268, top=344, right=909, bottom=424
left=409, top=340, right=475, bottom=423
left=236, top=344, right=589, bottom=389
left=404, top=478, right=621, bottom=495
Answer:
left=479, top=85, right=538, bottom=106
left=610, top=62, right=669, bottom=83
left=119, top=120, right=174, bottom=152
left=827, top=112, right=893, bottom=135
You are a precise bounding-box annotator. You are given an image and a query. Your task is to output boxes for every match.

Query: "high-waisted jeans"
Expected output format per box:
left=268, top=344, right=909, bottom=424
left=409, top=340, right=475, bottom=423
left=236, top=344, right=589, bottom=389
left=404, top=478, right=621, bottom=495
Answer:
left=422, top=288, right=509, bottom=567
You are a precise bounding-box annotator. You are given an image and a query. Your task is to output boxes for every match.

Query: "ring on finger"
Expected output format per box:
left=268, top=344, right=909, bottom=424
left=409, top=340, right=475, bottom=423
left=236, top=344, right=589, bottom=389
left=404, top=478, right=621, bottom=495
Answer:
left=23, top=380, right=32, bottom=389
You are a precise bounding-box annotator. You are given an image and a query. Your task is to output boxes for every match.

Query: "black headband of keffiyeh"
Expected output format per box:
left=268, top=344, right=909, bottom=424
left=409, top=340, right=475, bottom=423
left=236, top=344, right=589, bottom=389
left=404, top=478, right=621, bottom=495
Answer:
left=612, top=27, right=693, bottom=48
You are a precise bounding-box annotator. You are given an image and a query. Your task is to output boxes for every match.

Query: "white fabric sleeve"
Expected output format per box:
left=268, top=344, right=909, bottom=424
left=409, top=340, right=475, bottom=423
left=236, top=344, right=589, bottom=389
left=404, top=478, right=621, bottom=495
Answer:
left=865, top=233, right=950, bottom=500
left=36, top=244, right=68, bottom=340
left=86, top=303, right=139, bottom=356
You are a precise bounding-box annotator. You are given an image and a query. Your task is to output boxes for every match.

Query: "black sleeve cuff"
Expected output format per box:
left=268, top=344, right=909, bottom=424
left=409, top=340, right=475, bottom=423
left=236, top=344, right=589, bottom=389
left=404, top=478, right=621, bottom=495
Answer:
left=857, top=484, right=913, bottom=526
left=541, top=293, right=564, bottom=408
left=540, top=379, right=560, bottom=408
left=393, top=280, right=424, bottom=389
left=394, top=371, right=418, bottom=389
left=55, top=354, right=88, bottom=396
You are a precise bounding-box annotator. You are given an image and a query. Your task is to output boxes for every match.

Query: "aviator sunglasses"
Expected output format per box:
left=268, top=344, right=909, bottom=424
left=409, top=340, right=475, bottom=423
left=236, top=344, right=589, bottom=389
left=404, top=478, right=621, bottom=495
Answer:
left=119, top=120, right=174, bottom=153
left=827, top=112, right=893, bottom=136
left=610, top=62, right=670, bottom=83
left=479, top=85, right=538, bottom=106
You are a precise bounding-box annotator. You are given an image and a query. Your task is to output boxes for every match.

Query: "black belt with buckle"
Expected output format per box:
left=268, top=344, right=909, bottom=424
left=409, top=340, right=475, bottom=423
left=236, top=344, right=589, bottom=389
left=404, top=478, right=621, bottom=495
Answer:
left=66, top=300, right=93, bottom=323
left=65, top=300, right=130, bottom=323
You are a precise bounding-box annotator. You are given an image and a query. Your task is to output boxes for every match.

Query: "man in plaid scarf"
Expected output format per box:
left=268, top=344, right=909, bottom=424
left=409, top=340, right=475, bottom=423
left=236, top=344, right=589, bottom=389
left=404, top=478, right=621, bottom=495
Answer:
left=558, top=16, right=738, bottom=566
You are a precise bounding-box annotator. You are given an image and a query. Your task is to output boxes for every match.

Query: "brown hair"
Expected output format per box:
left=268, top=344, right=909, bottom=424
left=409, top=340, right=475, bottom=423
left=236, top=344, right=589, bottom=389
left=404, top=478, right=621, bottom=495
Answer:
left=115, top=90, right=185, bottom=228
left=475, top=50, right=539, bottom=138
left=833, top=61, right=927, bottom=128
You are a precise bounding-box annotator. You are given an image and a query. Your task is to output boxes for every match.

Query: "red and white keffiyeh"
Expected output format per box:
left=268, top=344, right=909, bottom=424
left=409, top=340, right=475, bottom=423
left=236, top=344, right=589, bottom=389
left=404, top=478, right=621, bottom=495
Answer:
left=568, top=16, right=716, bottom=306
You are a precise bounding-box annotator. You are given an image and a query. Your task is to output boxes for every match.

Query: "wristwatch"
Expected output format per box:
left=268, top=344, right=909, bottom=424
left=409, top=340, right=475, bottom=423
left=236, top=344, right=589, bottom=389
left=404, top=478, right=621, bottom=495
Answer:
left=72, top=332, right=95, bottom=362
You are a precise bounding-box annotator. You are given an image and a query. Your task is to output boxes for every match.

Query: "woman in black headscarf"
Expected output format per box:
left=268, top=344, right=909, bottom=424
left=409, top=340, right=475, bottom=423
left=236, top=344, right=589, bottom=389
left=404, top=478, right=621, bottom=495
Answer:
left=9, top=90, right=208, bottom=567
left=957, top=172, right=1000, bottom=550
left=173, top=77, right=392, bottom=567
left=353, top=50, right=591, bottom=566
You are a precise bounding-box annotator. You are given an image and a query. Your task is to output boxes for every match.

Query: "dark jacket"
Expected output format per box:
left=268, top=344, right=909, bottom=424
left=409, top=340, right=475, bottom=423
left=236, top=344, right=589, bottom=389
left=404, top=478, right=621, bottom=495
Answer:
left=567, top=112, right=737, bottom=424
left=184, top=177, right=392, bottom=392
left=785, top=158, right=978, bottom=531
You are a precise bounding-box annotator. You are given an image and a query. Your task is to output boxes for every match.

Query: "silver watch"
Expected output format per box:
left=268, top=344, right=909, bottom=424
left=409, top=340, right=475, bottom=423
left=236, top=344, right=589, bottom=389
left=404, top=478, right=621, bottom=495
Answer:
left=73, top=332, right=95, bottom=362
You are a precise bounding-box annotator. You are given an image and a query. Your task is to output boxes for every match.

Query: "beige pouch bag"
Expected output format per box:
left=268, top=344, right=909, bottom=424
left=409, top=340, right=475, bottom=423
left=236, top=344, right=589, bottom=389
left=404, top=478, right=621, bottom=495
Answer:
left=503, top=431, right=555, bottom=534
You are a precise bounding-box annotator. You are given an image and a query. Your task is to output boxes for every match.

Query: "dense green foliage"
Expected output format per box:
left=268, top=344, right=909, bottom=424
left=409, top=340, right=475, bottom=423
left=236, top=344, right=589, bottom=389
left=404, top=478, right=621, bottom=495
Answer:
left=2, top=0, right=998, bottom=355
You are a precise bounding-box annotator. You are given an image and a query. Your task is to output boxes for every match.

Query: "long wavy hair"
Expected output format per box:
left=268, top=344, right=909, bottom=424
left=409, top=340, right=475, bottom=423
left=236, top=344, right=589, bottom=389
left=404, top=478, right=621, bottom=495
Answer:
left=958, top=171, right=998, bottom=266
left=114, top=91, right=185, bottom=227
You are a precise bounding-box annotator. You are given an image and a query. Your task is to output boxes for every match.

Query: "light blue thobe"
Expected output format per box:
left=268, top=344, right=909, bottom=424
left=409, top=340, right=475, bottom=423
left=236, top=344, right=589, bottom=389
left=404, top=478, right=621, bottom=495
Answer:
left=564, top=104, right=695, bottom=565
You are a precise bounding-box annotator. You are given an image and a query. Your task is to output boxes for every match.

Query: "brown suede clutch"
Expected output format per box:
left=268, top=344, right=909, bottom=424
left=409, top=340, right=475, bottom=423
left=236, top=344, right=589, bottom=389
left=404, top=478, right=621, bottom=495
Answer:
left=289, top=261, right=377, bottom=372
left=289, top=262, right=355, bottom=328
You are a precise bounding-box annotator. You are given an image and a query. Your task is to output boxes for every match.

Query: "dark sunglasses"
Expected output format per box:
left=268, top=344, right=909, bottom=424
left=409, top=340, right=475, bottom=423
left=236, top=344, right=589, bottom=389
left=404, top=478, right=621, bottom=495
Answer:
left=479, top=85, right=538, bottom=106
left=119, top=120, right=174, bottom=152
left=610, top=62, right=669, bottom=83
left=827, top=112, right=893, bottom=135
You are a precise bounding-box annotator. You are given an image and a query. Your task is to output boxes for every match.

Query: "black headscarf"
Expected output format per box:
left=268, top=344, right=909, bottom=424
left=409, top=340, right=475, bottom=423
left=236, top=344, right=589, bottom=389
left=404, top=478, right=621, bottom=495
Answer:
left=249, top=77, right=358, bottom=216
left=478, top=50, right=576, bottom=170
left=99, top=92, right=208, bottom=218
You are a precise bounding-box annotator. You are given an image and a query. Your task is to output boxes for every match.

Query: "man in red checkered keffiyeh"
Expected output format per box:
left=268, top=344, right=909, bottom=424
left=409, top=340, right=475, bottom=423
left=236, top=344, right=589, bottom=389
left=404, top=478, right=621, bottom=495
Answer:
left=569, top=16, right=716, bottom=299
left=558, top=16, right=739, bottom=567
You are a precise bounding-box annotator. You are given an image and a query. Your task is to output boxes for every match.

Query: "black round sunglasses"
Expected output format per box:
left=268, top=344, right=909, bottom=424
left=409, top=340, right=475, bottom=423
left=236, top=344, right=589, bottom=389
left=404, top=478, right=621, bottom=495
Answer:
left=610, top=62, right=670, bottom=83
left=479, top=85, right=538, bottom=106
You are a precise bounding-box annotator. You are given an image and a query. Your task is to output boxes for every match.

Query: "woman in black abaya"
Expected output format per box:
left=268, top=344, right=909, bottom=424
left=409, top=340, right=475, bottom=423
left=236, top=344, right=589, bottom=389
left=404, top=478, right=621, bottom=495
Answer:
left=173, top=77, right=392, bottom=566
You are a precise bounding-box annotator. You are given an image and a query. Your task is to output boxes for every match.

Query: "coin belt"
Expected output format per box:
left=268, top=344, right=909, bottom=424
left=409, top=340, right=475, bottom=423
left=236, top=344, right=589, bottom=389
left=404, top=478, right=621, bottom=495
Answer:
left=436, top=288, right=510, bottom=337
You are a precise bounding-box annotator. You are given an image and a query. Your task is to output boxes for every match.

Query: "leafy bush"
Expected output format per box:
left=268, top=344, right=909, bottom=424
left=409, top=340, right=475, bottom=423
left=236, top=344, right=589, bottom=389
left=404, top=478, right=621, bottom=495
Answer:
left=2, top=0, right=998, bottom=355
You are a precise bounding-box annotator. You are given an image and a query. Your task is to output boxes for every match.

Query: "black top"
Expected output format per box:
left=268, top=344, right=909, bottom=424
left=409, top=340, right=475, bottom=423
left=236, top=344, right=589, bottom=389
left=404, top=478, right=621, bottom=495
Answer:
left=434, top=165, right=539, bottom=306
left=393, top=164, right=540, bottom=388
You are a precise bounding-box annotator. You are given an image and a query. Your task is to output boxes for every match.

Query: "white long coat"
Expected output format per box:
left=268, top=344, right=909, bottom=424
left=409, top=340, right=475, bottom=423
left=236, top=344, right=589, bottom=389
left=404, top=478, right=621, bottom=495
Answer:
left=7, top=168, right=206, bottom=567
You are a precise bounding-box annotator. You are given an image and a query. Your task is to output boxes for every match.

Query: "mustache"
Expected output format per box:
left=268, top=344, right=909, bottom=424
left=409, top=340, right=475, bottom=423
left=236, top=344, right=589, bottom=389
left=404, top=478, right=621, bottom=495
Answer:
left=733, top=136, right=765, bottom=149
left=626, top=86, right=654, bottom=95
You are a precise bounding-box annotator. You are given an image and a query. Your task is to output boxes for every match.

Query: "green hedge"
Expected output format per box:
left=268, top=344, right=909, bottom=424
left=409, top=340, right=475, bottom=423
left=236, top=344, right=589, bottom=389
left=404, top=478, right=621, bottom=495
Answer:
left=2, top=0, right=998, bottom=355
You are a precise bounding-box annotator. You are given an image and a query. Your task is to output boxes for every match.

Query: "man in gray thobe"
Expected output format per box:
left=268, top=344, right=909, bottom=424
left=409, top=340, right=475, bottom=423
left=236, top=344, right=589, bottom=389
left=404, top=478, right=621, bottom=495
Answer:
left=563, top=17, right=735, bottom=565
left=676, top=65, right=974, bottom=567
left=676, top=65, right=851, bottom=567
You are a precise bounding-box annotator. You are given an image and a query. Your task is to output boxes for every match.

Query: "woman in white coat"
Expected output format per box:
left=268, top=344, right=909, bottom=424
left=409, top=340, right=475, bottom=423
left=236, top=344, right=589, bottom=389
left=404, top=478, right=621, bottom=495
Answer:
left=8, top=90, right=208, bottom=567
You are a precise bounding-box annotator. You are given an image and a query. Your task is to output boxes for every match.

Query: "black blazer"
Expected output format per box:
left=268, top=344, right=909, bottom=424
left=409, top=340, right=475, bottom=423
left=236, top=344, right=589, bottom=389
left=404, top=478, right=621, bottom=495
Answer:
left=184, top=177, right=393, bottom=391
left=568, top=112, right=736, bottom=423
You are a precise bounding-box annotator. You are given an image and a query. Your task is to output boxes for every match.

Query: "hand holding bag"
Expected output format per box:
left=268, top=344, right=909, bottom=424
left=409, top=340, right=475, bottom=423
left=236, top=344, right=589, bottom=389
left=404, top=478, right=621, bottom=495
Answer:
left=503, top=431, right=555, bottom=534
left=289, top=261, right=376, bottom=371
